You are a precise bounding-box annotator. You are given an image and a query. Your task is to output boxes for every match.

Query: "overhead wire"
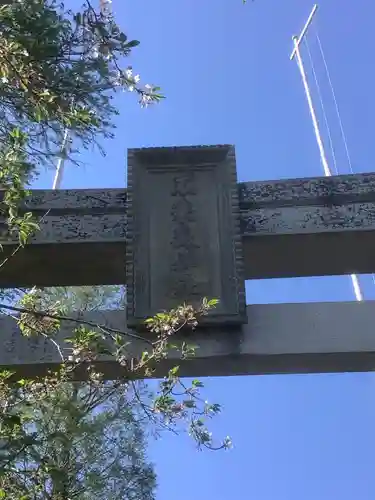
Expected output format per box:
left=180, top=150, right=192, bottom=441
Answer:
left=314, top=27, right=354, bottom=174
left=294, top=18, right=364, bottom=301
left=314, top=25, right=375, bottom=290
left=315, top=22, right=375, bottom=291
left=304, top=36, right=339, bottom=176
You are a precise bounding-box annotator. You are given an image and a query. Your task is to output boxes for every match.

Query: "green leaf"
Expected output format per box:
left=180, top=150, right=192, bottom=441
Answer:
left=141, top=350, right=149, bottom=362
left=192, top=379, right=204, bottom=388
left=169, top=365, right=180, bottom=377
left=119, top=32, right=127, bottom=42
left=126, top=39, right=140, bottom=48
left=183, top=400, right=196, bottom=408
left=0, top=369, right=15, bottom=380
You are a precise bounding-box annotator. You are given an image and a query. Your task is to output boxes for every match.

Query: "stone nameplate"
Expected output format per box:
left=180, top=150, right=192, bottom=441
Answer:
left=126, top=145, right=246, bottom=327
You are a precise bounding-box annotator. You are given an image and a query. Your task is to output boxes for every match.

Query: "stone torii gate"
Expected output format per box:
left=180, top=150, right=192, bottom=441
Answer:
left=2, top=144, right=375, bottom=379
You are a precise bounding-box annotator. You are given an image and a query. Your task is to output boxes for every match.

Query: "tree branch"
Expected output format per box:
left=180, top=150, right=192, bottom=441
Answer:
left=0, top=302, right=152, bottom=345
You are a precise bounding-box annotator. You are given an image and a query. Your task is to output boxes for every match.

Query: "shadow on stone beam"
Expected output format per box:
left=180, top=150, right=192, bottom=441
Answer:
left=0, top=188, right=126, bottom=287
left=2, top=302, right=375, bottom=380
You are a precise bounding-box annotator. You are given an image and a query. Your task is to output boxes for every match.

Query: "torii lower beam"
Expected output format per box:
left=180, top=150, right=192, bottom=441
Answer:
left=2, top=301, right=375, bottom=379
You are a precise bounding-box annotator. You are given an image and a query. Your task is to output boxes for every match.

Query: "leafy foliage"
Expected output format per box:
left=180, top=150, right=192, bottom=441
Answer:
left=0, top=286, right=157, bottom=499
left=0, top=1, right=232, bottom=497
left=0, top=0, right=161, bottom=250
left=0, top=288, right=231, bottom=498
left=0, top=374, right=156, bottom=499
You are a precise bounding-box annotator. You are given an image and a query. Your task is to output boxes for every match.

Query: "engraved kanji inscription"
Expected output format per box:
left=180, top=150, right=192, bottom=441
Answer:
left=126, top=145, right=247, bottom=327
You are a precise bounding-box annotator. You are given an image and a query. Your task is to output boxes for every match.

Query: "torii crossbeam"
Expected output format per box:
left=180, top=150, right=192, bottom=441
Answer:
left=1, top=145, right=375, bottom=378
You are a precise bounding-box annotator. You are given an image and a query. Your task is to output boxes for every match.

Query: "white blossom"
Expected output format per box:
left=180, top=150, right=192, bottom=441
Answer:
left=223, top=436, right=233, bottom=449
left=90, top=47, right=99, bottom=59
left=125, top=67, right=133, bottom=79
left=140, top=85, right=154, bottom=108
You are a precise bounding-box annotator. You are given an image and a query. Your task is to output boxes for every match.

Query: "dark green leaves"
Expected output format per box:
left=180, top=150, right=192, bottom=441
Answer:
left=126, top=39, right=140, bottom=48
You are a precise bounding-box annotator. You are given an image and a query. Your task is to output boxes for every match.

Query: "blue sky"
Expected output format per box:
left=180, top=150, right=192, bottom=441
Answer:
left=34, top=0, right=375, bottom=498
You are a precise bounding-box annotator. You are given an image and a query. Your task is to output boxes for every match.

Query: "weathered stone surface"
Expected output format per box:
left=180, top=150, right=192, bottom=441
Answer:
left=239, top=172, right=375, bottom=208
left=0, top=188, right=125, bottom=215
left=126, top=145, right=246, bottom=327
left=0, top=189, right=126, bottom=288
left=241, top=202, right=375, bottom=235
left=20, top=188, right=126, bottom=212
left=1, top=214, right=125, bottom=244
left=240, top=172, right=375, bottom=279
left=3, top=155, right=375, bottom=287
left=4, top=153, right=375, bottom=381
left=2, top=302, right=375, bottom=379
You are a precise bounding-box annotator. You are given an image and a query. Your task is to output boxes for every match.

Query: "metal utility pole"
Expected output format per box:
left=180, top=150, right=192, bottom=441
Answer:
left=52, top=0, right=112, bottom=191
left=52, top=128, right=70, bottom=190
left=290, top=4, right=364, bottom=302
